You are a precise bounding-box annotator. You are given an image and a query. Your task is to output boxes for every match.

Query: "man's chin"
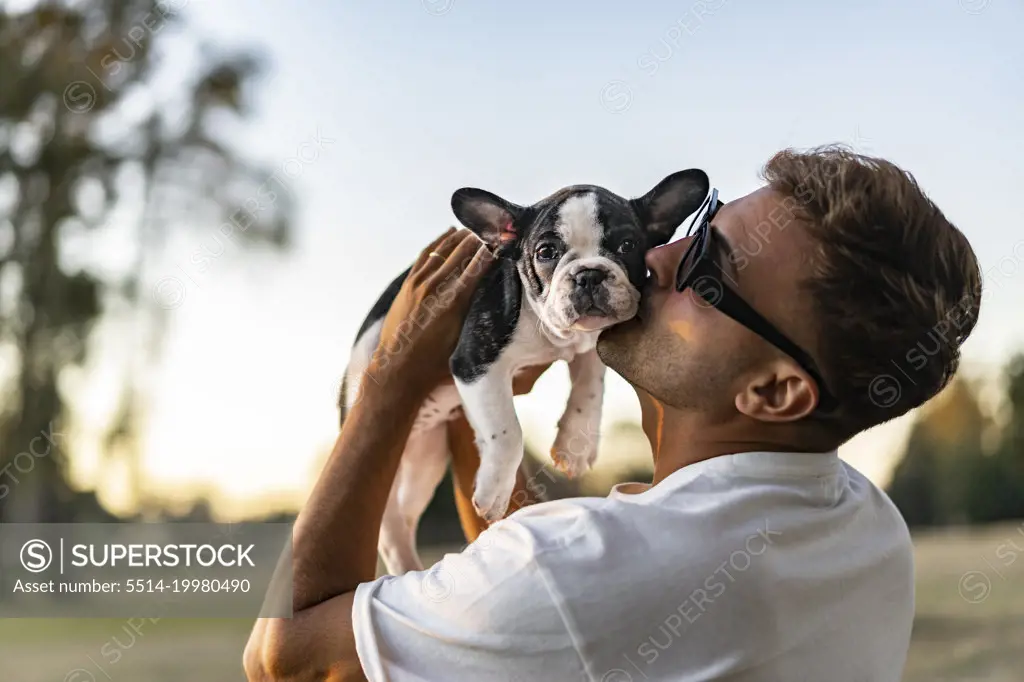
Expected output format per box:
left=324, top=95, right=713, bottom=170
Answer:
left=594, top=315, right=641, bottom=367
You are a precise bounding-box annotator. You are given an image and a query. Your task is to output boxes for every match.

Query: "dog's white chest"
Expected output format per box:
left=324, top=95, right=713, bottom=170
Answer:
left=510, top=303, right=601, bottom=367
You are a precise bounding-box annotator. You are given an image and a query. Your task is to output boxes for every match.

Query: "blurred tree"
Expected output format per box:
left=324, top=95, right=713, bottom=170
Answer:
left=886, top=432, right=941, bottom=527
left=889, top=363, right=1024, bottom=528
left=887, top=376, right=988, bottom=526
left=963, top=353, right=1024, bottom=523
left=0, top=1, right=291, bottom=521
left=999, top=353, right=1024, bottom=476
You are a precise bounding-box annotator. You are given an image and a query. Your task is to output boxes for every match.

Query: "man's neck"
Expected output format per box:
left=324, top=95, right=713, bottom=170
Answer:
left=637, top=390, right=824, bottom=485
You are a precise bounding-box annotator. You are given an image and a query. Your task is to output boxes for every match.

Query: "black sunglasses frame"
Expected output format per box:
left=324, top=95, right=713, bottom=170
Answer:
left=675, top=189, right=839, bottom=414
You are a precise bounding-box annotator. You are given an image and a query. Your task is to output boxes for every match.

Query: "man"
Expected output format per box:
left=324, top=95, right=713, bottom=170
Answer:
left=244, top=146, right=982, bottom=681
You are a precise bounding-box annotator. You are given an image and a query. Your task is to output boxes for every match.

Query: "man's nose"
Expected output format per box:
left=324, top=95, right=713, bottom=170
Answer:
left=645, top=237, right=693, bottom=288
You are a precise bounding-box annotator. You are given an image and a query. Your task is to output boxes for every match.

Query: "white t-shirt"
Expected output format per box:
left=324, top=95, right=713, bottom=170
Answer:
left=353, top=450, right=914, bottom=681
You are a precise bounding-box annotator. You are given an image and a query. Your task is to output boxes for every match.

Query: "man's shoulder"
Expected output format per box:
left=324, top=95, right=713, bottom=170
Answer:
left=496, top=458, right=914, bottom=568
left=485, top=496, right=609, bottom=555
left=841, top=460, right=913, bottom=537
left=487, top=487, right=743, bottom=573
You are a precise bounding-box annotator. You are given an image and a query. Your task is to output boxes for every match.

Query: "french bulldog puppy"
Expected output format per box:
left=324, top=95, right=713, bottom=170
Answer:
left=340, top=169, right=709, bottom=575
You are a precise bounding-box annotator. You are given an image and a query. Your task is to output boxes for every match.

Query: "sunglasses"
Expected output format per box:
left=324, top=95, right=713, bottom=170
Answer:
left=675, top=189, right=839, bottom=414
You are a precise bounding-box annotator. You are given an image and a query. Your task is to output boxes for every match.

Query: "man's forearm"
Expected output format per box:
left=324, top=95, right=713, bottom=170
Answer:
left=290, top=376, right=422, bottom=612
left=245, top=378, right=419, bottom=682
left=247, top=230, right=494, bottom=681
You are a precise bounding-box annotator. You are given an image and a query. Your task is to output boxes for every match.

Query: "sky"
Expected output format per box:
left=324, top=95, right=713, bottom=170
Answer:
left=67, top=0, right=1024, bottom=518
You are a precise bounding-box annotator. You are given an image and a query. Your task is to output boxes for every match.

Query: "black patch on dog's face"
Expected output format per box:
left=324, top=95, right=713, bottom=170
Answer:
left=517, top=195, right=567, bottom=300
left=596, top=192, right=651, bottom=291
left=512, top=186, right=649, bottom=303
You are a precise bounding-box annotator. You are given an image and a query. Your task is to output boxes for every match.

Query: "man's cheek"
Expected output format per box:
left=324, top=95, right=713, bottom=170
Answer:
left=663, top=291, right=706, bottom=341
left=667, top=316, right=697, bottom=340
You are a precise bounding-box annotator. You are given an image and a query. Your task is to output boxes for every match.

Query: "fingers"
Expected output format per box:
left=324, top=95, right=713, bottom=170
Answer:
left=425, top=241, right=493, bottom=298
left=431, top=228, right=474, bottom=262
left=410, top=231, right=494, bottom=311
left=436, top=231, right=487, bottom=277
left=460, top=241, right=495, bottom=284
left=425, top=226, right=458, bottom=255
left=455, top=244, right=495, bottom=290
left=411, top=227, right=458, bottom=272
left=412, top=229, right=476, bottom=282
left=425, top=246, right=493, bottom=307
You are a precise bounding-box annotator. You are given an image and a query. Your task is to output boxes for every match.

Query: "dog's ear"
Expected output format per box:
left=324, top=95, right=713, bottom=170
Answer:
left=630, top=169, right=709, bottom=247
left=451, top=188, right=525, bottom=249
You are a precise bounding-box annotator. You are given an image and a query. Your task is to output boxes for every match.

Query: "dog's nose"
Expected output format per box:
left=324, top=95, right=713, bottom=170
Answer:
left=574, top=269, right=607, bottom=290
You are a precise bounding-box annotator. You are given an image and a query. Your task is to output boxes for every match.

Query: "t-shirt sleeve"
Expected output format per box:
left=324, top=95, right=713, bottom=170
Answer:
left=352, top=514, right=587, bottom=682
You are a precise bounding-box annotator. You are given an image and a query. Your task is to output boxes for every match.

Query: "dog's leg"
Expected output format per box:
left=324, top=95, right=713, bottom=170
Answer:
left=378, top=423, right=450, bottom=575
left=378, top=487, right=421, bottom=575
left=551, top=348, right=605, bottom=478
left=448, top=259, right=525, bottom=523
left=454, top=362, right=523, bottom=523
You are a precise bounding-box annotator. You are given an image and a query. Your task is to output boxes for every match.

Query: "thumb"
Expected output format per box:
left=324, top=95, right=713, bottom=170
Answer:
left=447, top=244, right=495, bottom=306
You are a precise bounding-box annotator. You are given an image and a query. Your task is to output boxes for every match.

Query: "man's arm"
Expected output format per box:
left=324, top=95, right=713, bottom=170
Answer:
left=245, top=228, right=495, bottom=682
left=244, top=390, right=420, bottom=682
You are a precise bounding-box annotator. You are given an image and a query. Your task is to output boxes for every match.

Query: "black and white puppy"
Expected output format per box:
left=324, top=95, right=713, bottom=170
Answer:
left=340, top=169, right=709, bottom=575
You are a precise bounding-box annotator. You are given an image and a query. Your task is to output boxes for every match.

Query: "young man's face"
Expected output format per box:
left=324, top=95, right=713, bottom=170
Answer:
left=597, top=187, right=821, bottom=419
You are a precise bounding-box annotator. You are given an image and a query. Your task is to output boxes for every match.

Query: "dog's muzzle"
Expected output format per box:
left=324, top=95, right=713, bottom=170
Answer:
left=570, top=268, right=613, bottom=317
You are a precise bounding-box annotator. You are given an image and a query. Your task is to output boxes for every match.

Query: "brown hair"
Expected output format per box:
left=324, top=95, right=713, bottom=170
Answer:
left=761, top=145, right=982, bottom=442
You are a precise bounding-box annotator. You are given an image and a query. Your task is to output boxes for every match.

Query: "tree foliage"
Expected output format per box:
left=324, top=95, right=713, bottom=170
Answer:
left=0, top=0, right=291, bottom=521
left=888, top=356, right=1024, bottom=527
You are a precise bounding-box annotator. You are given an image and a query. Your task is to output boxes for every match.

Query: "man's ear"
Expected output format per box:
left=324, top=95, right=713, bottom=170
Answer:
left=735, top=361, right=819, bottom=423
left=451, top=188, right=525, bottom=249
left=630, top=169, right=710, bottom=247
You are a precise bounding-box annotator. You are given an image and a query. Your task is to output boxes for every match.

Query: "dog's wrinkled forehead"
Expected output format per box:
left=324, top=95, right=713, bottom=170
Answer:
left=523, top=185, right=639, bottom=249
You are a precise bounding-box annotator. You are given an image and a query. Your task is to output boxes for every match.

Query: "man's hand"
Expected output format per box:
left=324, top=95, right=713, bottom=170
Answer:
left=367, top=227, right=494, bottom=400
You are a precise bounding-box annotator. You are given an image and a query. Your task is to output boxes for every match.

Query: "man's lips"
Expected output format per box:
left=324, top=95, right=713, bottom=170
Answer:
left=633, top=299, right=650, bottom=323
left=635, top=283, right=660, bottom=322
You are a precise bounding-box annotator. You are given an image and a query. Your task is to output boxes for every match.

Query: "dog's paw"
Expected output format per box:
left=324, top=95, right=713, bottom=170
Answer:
left=550, top=445, right=595, bottom=479
left=550, top=416, right=600, bottom=479
left=472, top=477, right=515, bottom=523
left=471, top=447, right=520, bottom=523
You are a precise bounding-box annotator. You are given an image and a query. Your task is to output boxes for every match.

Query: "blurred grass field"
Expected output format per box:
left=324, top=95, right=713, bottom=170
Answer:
left=3, top=522, right=1022, bottom=682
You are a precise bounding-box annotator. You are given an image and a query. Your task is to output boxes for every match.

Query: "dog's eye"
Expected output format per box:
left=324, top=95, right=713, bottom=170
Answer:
left=536, top=244, right=560, bottom=261
left=617, top=239, right=637, bottom=254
